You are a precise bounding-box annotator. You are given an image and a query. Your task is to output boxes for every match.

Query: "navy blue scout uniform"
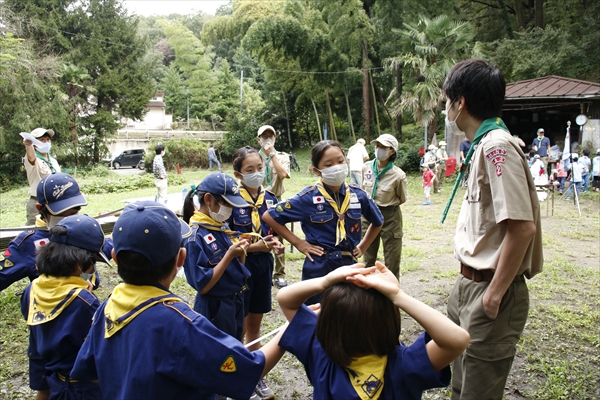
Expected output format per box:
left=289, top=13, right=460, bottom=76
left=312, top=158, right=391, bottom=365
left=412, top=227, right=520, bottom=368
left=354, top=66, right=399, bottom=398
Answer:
left=228, top=187, right=278, bottom=315
left=269, top=182, right=383, bottom=292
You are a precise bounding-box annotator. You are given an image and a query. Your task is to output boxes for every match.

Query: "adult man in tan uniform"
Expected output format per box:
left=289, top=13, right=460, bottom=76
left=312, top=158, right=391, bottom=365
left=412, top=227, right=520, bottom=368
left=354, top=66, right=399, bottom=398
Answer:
left=443, top=59, right=543, bottom=400
left=434, top=141, right=448, bottom=193
left=361, top=134, right=408, bottom=278
left=257, top=125, right=291, bottom=288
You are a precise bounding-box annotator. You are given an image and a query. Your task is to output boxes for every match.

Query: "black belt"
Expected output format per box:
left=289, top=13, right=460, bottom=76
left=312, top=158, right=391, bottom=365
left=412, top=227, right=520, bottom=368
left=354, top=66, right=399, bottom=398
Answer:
left=460, top=263, right=523, bottom=283
left=379, top=206, right=398, bottom=212
left=319, top=250, right=355, bottom=261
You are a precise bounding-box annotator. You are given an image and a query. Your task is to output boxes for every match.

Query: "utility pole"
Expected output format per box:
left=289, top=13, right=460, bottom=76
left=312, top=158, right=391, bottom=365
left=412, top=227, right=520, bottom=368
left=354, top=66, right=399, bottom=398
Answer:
left=240, top=70, right=244, bottom=113
left=186, top=87, right=190, bottom=130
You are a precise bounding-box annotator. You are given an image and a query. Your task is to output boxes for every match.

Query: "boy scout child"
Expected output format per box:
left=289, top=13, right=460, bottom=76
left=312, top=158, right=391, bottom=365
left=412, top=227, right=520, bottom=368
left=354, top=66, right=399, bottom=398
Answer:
left=71, top=201, right=286, bottom=400
left=442, top=59, right=543, bottom=399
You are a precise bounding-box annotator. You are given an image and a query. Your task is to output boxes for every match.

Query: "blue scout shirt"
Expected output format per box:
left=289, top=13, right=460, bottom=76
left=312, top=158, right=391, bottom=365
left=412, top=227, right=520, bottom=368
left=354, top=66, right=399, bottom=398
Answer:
left=280, top=305, right=451, bottom=400
left=70, top=290, right=266, bottom=400
left=268, top=183, right=383, bottom=254
left=0, top=230, right=112, bottom=292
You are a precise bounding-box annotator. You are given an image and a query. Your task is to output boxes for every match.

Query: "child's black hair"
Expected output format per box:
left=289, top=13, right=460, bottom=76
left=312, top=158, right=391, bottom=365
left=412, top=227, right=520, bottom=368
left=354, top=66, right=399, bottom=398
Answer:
left=116, top=250, right=178, bottom=285
left=36, top=225, right=98, bottom=277
left=182, top=187, right=224, bottom=224
left=232, top=146, right=259, bottom=173
left=311, top=140, right=344, bottom=168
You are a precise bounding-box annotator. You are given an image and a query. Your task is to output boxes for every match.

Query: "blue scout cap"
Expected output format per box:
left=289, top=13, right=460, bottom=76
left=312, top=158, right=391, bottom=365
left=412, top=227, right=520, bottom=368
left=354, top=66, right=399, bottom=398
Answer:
left=113, top=201, right=192, bottom=269
left=37, top=173, right=88, bottom=215
left=50, top=214, right=111, bottom=265
left=197, top=172, right=247, bottom=208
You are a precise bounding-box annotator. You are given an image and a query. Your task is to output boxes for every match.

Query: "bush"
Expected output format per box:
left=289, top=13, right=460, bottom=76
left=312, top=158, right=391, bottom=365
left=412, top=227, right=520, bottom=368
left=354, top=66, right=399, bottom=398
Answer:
left=79, top=174, right=186, bottom=194
left=144, top=139, right=211, bottom=173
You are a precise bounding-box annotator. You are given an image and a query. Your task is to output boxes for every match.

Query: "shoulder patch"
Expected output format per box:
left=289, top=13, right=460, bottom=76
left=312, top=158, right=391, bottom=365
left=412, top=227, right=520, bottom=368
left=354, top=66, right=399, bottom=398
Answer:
left=220, top=355, right=237, bottom=373
left=4, top=259, right=14, bottom=268
left=485, top=147, right=507, bottom=177
left=349, top=185, right=368, bottom=196
left=264, top=188, right=277, bottom=197
left=14, top=230, right=37, bottom=247
left=298, top=185, right=315, bottom=197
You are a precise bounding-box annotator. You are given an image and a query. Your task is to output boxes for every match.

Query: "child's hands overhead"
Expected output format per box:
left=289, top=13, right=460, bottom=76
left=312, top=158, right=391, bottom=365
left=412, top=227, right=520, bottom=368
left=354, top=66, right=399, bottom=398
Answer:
left=347, top=261, right=401, bottom=300
left=324, top=263, right=376, bottom=287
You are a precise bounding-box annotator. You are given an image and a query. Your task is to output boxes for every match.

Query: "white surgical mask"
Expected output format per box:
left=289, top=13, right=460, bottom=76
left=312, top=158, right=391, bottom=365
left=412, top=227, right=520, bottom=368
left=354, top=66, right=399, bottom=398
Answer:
left=319, top=164, right=348, bottom=186
left=375, top=148, right=390, bottom=161
left=35, top=142, right=51, bottom=154
left=209, top=200, right=233, bottom=223
left=261, top=139, right=274, bottom=148
left=444, top=104, right=466, bottom=137
left=241, top=171, right=265, bottom=189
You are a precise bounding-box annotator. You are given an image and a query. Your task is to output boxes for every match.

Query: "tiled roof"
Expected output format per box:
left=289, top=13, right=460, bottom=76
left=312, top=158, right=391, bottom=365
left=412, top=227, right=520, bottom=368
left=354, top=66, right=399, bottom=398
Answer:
left=506, top=75, right=600, bottom=99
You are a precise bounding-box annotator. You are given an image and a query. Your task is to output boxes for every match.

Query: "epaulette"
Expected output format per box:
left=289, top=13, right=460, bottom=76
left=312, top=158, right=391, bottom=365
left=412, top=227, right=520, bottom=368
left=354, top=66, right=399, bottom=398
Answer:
left=264, top=188, right=277, bottom=197
left=348, top=183, right=368, bottom=195
left=298, top=185, right=316, bottom=197
left=14, top=230, right=37, bottom=247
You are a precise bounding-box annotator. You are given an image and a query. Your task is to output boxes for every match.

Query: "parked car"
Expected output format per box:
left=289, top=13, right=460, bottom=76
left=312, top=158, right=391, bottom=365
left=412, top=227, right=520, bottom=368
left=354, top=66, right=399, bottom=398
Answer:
left=104, top=148, right=145, bottom=169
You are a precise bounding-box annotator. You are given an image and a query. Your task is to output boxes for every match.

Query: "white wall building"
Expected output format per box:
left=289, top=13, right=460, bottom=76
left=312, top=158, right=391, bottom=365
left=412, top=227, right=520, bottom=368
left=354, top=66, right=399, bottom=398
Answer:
left=123, top=93, right=173, bottom=130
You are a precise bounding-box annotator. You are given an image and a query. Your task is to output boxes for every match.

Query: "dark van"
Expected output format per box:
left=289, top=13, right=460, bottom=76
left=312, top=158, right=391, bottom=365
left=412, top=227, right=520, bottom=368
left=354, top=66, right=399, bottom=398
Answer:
left=104, top=149, right=145, bottom=169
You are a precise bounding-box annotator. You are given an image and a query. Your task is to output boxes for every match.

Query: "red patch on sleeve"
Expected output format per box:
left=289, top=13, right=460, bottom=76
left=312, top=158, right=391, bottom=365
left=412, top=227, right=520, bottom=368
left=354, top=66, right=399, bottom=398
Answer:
left=3, top=249, right=11, bottom=257
left=485, top=148, right=507, bottom=177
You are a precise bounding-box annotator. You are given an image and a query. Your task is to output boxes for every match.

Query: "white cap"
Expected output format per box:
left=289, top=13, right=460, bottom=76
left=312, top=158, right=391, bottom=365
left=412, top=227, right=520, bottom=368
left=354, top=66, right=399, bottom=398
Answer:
left=257, top=125, right=276, bottom=137
left=371, top=134, right=398, bottom=151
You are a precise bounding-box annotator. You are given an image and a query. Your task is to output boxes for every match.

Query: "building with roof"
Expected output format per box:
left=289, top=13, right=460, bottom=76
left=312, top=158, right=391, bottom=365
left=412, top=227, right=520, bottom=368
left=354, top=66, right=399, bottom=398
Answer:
left=122, top=93, right=173, bottom=130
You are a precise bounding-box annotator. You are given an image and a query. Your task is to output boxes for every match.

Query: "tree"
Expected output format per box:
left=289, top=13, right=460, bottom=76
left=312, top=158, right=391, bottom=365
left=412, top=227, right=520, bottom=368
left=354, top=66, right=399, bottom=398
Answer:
left=386, top=15, right=484, bottom=141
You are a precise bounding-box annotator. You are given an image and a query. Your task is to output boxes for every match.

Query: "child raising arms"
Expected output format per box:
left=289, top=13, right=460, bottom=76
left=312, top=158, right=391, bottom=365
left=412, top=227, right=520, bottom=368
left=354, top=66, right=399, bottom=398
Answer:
left=276, top=262, right=470, bottom=400
left=263, top=140, right=383, bottom=304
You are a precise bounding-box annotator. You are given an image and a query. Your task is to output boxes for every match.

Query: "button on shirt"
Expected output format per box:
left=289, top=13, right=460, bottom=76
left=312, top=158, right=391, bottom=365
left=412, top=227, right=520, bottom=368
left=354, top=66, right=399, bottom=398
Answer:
left=455, top=129, right=543, bottom=278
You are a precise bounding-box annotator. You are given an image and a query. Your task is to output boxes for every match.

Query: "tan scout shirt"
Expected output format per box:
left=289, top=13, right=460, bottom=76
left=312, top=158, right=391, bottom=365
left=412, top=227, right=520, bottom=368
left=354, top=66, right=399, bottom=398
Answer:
left=454, top=129, right=543, bottom=279
left=266, top=151, right=290, bottom=197
left=362, top=162, right=408, bottom=207
left=24, top=156, right=61, bottom=196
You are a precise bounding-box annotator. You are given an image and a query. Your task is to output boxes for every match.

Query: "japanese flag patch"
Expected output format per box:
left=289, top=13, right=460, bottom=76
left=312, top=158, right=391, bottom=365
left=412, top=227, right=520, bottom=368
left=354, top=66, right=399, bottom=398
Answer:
left=33, top=238, right=50, bottom=251
left=313, top=196, right=325, bottom=204
left=485, top=148, right=507, bottom=177
left=203, top=233, right=216, bottom=244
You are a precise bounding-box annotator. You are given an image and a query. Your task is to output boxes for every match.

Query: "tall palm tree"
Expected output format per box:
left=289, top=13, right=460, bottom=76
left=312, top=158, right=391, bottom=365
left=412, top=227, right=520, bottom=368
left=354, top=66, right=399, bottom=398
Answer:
left=386, top=15, right=484, bottom=141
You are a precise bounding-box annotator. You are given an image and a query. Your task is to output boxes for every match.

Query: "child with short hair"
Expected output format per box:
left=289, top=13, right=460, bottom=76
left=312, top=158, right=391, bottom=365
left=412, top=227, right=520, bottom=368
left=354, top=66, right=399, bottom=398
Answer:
left=71, top=201, right=286, bottom=400
left=21, top=215, right=111, bottom=400
left=277, top=261, right=470, bottom=400
left=182, top=172, right=252, bottom=341
left=422, top=165, right=435, bottom=205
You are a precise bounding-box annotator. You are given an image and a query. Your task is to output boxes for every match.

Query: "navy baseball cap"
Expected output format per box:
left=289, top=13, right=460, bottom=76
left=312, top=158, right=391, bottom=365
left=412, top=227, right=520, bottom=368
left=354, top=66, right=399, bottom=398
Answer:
left=197, top=172, right=247, bottom=208
left=113, top=201, right=192, bottom=269
left=37, top=173, right=88, bottom=215
left=50, top=215, right=111, bottom=265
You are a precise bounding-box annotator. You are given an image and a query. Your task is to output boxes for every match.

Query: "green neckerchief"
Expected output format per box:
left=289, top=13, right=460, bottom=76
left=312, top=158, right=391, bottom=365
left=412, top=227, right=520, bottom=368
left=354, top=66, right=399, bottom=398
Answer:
left=441, top=117, right=509, bottom=223
left=259, top=149, right=273, bottom=189
left=35, top=151, right=56, bottom=173
left=370, top=159, right=394, bottom=199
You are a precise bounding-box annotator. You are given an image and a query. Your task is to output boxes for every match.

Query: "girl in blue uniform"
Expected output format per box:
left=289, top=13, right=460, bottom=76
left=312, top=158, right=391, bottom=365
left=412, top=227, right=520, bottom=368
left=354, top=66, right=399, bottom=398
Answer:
left=182, top=172, right=251, bottom=341
left=277, top=261, right=470, bottom=400
left=229, top=146, right=284, bottom=400
left=20, top=215, right=111, bottom=400
left=263, top=140, right=384, bottom=304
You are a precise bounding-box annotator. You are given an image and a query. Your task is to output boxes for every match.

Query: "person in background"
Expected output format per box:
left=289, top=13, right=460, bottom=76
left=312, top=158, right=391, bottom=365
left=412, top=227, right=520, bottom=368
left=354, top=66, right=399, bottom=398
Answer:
left=434, top=141, right=448, bottom=193
left=362, top=134, right=408, bottom=279
left=459, top=139, right=471, bottom=163
left=257, top=125, right=290, bottom=289
left=443, top=59, right=543, bottom=400
left=592, top=149, right=600, bottom=192
left=208, top=143, right=222, bottom=171
left=153, top=144, right=168, bottom=204
left=579, top=149, right=592, bottom=192
left=564, top=154, right=584, bottom=200
left=346, top=138, right=369, bottom=188
left=423, top=144, right=438, bottom=172
left=21, top=215, right=111, bottom=400
left=422, top=164, right=435, bottom=205
left=554, top=160, right=568, bottom=194
left=531, top=128, right=551, bottom=171
left=23, top=128, right=61, bottom=225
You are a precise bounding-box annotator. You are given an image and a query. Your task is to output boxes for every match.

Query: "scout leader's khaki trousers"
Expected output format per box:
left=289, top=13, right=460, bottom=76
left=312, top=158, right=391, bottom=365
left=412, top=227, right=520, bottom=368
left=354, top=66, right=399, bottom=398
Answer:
left=447, top=274, right=529, bottom=400
left=361, top=205, right=403, bottom=278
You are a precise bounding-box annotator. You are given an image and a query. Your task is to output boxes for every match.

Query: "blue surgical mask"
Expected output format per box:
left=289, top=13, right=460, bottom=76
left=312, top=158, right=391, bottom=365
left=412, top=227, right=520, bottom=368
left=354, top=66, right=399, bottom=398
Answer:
left=80, top=266, right=95, bottom=282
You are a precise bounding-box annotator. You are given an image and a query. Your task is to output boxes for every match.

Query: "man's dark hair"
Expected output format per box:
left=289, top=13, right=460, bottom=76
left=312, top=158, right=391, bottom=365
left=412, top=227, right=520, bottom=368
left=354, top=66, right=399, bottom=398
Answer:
left=155, top=144, right=165, bottom=155
left=116, top=250, right=177, bottom=285
left=443, top=59, right=506, bottom=121
left=583, top=149, right=590, bottom=157
left=316, top=282, right=400, bottom=367
left=36, top=225, right=98, bottom=276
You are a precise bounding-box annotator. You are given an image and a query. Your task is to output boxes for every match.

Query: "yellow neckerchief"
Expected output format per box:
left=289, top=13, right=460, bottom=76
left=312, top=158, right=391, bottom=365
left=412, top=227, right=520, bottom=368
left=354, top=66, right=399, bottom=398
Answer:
left=345, top=354, right=387, bottom=400
left=315, top=179, right=351, bottom=246
left=104, top=283, right=182, bottom=338
left=238, top=185, right=265, bottom=235
left=189, top=211, right=240, bottom=243
left=35, top=216, right=47, bottom=227
left=27, top=274, right=89, bottom=326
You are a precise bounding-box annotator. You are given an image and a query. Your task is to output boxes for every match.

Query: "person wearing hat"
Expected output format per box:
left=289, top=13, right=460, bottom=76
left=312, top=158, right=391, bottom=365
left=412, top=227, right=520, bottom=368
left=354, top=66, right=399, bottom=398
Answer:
left=20, top=215, right=111, bottom=400
left=435, top=141, right=449, bottom=193
left=0, top=173, right=110, bottom=293
left=257, top=125, right=290, bottom=288
left=592, top=149, right=600, bottom=192
left=71, top=201, right=287, bottom=400
left=423, top=144, right=438, bottom=172
left=361, top=133, right=408, bottom=278
left=346, top=138, right=369, bottom=188
left=182, top=172, right=253, bottom=341
left=23, top=128, right=61, bottom=225
left=531, top=128, right=551, bottom=171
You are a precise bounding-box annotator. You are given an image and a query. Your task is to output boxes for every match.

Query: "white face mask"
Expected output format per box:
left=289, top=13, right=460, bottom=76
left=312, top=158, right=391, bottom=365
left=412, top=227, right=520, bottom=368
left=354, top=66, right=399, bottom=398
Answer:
left=35, top=142, right=51, bottom=154
left=241, top=171, right=265, bottom=189
left=319, top=164, right=348, bottom=186
left=375, top=148, right=390, bottom=161
left=209, top=199, right=233, bottom=223
left=261, top=138, right=274, bottom=148
left=444, top=103, right=466, bottom=137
